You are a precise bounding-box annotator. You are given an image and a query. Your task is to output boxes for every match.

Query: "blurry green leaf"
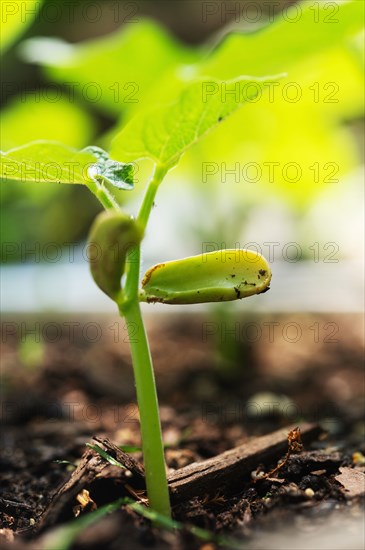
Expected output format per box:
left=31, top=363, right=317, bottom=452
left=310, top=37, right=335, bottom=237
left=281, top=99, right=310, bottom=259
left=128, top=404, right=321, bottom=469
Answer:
left=111, top=75, right=283, bottom=169
left=42, top=499, right=126, bottom=550
left=19, top=338, right=45, bottom=369
left=88, top=211, right=143, bottom=300
left=0, top=142, right=134, bottom=189
left=200, top=0, right=365, bottom=79
left=0, top=141, right=95, bottom=184
left=23, top=20, right=199, bottom=116
left=141, top=249, right=271, bottom=305
left=0, top=0, right=43, bottom=52
left=42, top=496, right=243, bottom=550
left=299, top=46, right=364, bottom=122
left=0, top=94, right=95, bottom=150
left=118, top=444, right=142, bottom=453
left=189, top=43, right=362, bottom=210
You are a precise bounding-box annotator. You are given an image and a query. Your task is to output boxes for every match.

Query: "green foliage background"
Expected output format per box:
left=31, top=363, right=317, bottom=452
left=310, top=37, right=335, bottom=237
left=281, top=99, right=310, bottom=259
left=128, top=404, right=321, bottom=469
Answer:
left=1, top=0, right=364, bottom=262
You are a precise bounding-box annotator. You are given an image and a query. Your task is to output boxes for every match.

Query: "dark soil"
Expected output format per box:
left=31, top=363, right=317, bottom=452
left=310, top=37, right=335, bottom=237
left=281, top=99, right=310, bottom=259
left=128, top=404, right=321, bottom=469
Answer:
left=1, top=312, right=364, bottom=549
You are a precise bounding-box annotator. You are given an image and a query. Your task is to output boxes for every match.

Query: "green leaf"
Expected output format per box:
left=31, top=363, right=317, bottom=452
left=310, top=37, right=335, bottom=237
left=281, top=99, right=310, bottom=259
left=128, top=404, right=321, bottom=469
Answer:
left=42, top=497, right=244, bottom=550
left=0, top=94, right=95, bottom=150
left=140, top=249, right=271, bottom=305
left=127, top=500, right=244, bottom=548
left=0, top=142, right=134, bottom=189
left=86, top=444, right=126, bottom=469
left=23, top=20, right=200, bottom=116
left=83, top=146, right=134, bottom=190
left=88, top=211, right=143, bottom=300
left=111, top=75, right=283, bottom=169
left=119, top=444, right=142, bottom=453
left=42, top=498, right=126, bottom=550
left=199, top=0, right=365, bottom=79
left=0, top=0, right=43, bottom=52
left=190, top=42, right=363, bottom=211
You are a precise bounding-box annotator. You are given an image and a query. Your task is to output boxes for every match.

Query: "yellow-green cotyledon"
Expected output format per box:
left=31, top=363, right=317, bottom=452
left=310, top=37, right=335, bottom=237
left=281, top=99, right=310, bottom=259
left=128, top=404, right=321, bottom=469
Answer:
left=88, top=211, right=143, bottom=300
left=140, top=249, right=271, bottom=305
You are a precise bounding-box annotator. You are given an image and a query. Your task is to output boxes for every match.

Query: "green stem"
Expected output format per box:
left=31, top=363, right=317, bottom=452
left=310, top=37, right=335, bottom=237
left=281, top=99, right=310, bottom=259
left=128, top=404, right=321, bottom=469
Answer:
left=137, top=165, right=167, bottom=230
left=122, top=299, right=171, bottom=518
left=88, top=164, right=171, bottom=517
left=120, top=164, right=171, bottom=518
left=123, top=164, right=167, bottom=303
left=86, top=179, right=121, bottom=211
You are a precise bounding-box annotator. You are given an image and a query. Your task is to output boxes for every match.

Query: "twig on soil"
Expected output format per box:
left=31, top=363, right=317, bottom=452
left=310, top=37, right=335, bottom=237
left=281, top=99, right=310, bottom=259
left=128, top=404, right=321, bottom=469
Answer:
left=168, top=423, right=321, bottom=501
left=254, top=426, right=303, bottom=481
left=37, top=423, right=321, bottom=531
left=92, top=436, right=145, bottom=480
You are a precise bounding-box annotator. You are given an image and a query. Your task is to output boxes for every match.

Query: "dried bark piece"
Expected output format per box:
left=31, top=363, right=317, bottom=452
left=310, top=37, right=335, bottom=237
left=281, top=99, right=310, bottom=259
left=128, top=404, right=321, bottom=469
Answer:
left=37, top=424, right=321, bottom=529
left=168, top=423, right=321, bottom=502
left=92, top=436, right=145, bottom=481
left=37, top=436, right=145, bottom=532
left=335, top=467, right=365, bottom=498
left=257, top=426, right=303, bottom=480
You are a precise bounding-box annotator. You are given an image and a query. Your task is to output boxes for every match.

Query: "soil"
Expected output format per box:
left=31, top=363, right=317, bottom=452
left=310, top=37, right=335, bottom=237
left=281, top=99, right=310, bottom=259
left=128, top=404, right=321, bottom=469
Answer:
left=1, top=312, right=364, bottom=549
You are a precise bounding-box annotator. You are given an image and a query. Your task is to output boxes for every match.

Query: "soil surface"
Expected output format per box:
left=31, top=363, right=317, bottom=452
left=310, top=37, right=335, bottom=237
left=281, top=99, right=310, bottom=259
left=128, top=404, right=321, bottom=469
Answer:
left=1, top=312, right=364, bottom=549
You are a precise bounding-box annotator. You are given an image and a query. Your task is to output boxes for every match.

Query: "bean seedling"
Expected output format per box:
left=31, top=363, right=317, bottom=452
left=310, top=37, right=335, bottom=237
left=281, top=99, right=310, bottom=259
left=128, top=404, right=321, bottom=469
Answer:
left=1, top=76, right=275, bottom=519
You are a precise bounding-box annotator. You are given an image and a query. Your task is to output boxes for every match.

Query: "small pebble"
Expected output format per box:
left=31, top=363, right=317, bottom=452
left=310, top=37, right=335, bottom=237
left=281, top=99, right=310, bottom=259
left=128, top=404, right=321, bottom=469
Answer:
left=251, top=470, right=265, bottom=480
left=29, top=518, right=35, bottom=526
left=305, top=488, right=315, bottom=498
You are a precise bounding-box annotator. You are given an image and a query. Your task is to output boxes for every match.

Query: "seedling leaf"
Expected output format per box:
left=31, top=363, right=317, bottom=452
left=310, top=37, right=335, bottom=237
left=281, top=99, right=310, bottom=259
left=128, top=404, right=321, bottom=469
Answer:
left=200, top=0, right=365, bottom=79
left=41, top=498, right=126, bottom=550
left=88, top=211, right=143, bottom=300
left=23, top=20, right=199, bottom=116
left=82, top=146, right=134, bottom=190
left=141, top=249, right=271, bottom=305
left=111, top=75, right=284, bottom=169
left=119, top=444, right=142, bottom=453
left=42, top=496, right=244, bottom=550
left=0, top=142, right=134, bottom=189
left=86, top=443, right=126, bottom=469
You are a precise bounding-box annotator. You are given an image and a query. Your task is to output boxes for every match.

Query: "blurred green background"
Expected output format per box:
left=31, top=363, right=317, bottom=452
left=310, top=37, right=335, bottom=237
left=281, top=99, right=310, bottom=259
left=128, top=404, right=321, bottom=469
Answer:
left=1, top=0, right=364, bottom=263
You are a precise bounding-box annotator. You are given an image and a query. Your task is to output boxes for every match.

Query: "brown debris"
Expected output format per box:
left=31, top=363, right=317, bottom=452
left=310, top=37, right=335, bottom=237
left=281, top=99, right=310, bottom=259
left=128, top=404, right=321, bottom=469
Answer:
left=256, top=426, right=303, bottom=481
left=168, top=423, right=321, bottom=502
left=92, top=436, right=145, bottom=481
left=74, top=489, right=97, bottom=517
left=335, top=467, right=365, bottom=499
left=37, top=436, right=145, bottom=532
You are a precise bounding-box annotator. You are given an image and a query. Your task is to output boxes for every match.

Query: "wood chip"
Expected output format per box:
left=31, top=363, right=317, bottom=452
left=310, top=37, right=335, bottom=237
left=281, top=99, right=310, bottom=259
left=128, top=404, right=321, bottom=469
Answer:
left=37, top=424, right=321, bottom=529
left=92, top=436, right=145, bottom=480
left=37, top=436, right=144, bottom=532
left=168, top=423, right=321, bottom=502
left=335, top=467, right=365, bottom=498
